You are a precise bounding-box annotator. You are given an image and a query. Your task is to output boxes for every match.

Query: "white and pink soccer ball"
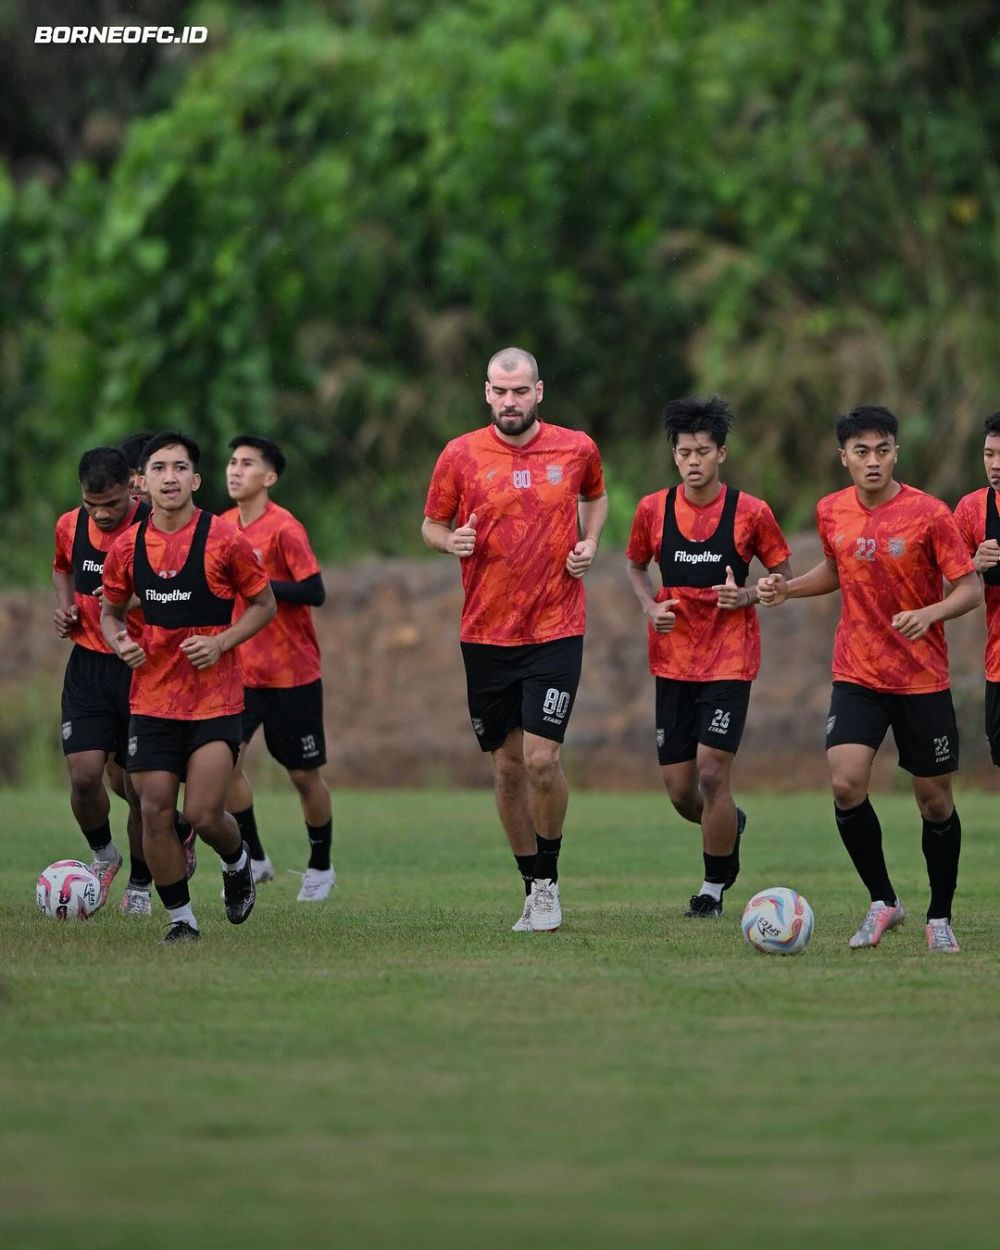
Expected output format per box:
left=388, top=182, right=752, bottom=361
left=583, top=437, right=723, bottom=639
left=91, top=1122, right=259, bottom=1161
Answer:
left=36, top=860, right=102, bottom=920
left=742, top=886, right=814, bottom=955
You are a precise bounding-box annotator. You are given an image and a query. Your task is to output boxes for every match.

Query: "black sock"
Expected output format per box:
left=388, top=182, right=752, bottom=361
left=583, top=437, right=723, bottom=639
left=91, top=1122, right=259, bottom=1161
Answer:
left=232, top=806, right=265, bottom=860
left=307, top=819, right=332, bottom=871
left=535, top=833, right=561, bottom=883
left=703, top=852, right=730, bottom=886
left=81, top=819, right=112, bottom=852
left=156, top=877, right=190, bottom=910
left=515, top=853, right=537, bottom=894
left=220, top=841, right=245, bottom=867
left=173, top=812, right=191, bottom=844
left=129, top=855, right=152, bottom=889
left=922, top=809, right=961, bottom=921
left=835, top=798, right=896, bottom=904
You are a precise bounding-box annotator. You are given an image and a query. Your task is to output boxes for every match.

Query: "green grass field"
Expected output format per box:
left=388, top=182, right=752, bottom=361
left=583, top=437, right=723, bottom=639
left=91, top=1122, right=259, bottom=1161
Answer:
left=2, top=786, right=999, bottom=1249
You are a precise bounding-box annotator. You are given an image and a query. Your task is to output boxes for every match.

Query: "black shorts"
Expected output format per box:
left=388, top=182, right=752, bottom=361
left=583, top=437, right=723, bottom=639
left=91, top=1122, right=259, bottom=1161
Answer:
left=654, top=678, right=752, bottom=765
left=825, top=681, right=959, bottom=776
left=985, top=681, right=1000, bottom=767
left=242, top=680, right=327, bottom=770
left=461, top=636, right=584, bottom=752
left=60, top=644, right=133, bottom=764
left=125, top=713, right=243, bottom=778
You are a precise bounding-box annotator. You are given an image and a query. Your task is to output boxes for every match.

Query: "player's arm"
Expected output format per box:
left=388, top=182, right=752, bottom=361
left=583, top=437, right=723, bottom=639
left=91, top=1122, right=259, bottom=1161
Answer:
left=757, top=558, right=839, bottom=607
left=567, top=492, right=609, bottom=578
left=100, top=593, right=146, bottom=669
left=270, top=573, right=326, bottom=606
left=421, top=514, right=478, bottom=558
left=52, top=570, right=79, bottom=637
left=891, top=571, right=982, bottom=641
left=180, top=585, right=277, bottom=671
left=627, top=560, right=680, bottom=633
left=714, top=557, right=793, bottom=609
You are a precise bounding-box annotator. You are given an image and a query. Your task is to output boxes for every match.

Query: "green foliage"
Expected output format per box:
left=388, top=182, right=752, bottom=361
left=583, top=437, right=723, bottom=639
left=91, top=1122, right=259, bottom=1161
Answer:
left=1, top=0, right=998, bottom=579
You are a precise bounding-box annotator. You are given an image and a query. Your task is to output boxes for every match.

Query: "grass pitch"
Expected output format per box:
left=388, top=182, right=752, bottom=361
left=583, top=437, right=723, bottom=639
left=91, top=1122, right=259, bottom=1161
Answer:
left=2, top=786, right=999, bottom=1249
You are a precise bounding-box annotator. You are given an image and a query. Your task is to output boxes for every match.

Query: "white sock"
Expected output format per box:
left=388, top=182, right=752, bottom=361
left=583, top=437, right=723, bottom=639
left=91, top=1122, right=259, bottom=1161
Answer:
left=91, top=840, right=117, bottom=861
left=167, top=903, right=198, bottom=929
left=927, top=917, right=949, bottom=926
left=700, top=880, right=723, bottom=901
left=221, top=848, right=248, bottom=874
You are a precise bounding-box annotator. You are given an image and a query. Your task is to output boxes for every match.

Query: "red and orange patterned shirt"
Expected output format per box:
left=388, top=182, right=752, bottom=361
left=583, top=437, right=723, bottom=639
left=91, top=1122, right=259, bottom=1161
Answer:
left=220, top=501, right=322, bottom=689
left=818, top=484, right=974, bottom=693
left=102, top=509, right=269, bottom=719
left=424, top=422, right=605, bottom=645
left=53, top=501, right=146, bottom=654
left=626, top=485, right=790, bottom=681
left=954, top=487, right=1000, bottom=681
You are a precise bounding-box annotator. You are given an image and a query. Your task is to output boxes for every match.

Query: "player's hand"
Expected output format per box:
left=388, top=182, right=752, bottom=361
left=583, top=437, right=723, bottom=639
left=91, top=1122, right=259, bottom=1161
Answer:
left=646, top=597, right=680, bottom=633
left=974, top=539, right=1000, bottom=573
left=713, top=565, right=744, bottom=610
left=757, top=573, right=788, bottom=607
left=891, top=607, right=937, bottom=640
left=115, top=630, right=146, bottom=669
left=53, top=605, right=79, bottom=637
left=566, top=537, right=598, bottom=578
left=179, top=634, right=224, bottom=670
left=448, top=513, right=478, bottom=558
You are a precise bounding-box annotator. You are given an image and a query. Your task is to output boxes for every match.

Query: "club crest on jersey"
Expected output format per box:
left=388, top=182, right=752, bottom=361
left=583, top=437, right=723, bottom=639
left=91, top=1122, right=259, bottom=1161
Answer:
left=888, top=537, right=906, bottom=557
left=546, top=465, right=563, bottom=484
left=62, top=721, right=72, bottom=741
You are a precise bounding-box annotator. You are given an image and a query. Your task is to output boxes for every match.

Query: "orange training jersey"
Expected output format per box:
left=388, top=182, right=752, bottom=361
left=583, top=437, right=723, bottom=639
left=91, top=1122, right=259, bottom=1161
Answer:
left=53, top=501, right=146, bottom=654
left=102, top=509, right=269, bottom=720
left=220, top=501, right=322, bottom=688
left=424, top=422, right=605, bottom=645
left=626, top=485, right=790, bottom=681
left=954, top=488, right=1000, bottom=681
left=818, top=484, right=974, bottom=693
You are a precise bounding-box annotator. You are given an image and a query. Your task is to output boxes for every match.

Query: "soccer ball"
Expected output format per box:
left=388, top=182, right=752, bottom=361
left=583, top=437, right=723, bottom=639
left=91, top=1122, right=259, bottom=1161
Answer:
left=36, top=860, right=102, bottom=920
left=741, top=886, right=814, bottom=955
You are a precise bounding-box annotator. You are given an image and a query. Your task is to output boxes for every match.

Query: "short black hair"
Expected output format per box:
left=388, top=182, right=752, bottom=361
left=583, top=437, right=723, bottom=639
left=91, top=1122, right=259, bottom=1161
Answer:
left=836, top=405, right=898, bottom=446
left=141, top=431, right=201, bottom=470
left=78, top=447, right=130, bottom=493
left=984, top=412, right=1000, bottom=439
left=662, top=395, right=734, bottom=448
left=119, top=430, right=155, bottom=471
left=228, top=434, right=286, bottom=477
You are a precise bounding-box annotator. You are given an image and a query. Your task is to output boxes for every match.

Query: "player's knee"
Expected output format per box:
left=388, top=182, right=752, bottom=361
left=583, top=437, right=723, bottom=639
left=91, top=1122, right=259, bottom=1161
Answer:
left=831, top=776, right=866, bottom=809
left=916, top=790, right=953, bottom=824
left=696, top=762, right=730, bottom=804
left=67, top=762, right=104, bottom=801
left=523, top=743, right=561, bottom=787
left=288, top=767, right=325, bottom=798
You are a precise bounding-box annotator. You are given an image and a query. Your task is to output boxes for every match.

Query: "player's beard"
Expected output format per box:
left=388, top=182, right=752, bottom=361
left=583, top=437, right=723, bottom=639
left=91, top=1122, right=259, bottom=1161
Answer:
left=492, top=403, right=539, bottom=438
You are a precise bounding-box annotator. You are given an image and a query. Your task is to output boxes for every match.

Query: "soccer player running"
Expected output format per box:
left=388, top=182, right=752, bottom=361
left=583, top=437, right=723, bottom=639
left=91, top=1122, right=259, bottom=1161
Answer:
left=758, top=406, right=980, bottom=953
left=954, top=411, right=1000, bottom=788
left=120, top=431, right=154, bottom=503
left=221, top=435, right=335, bottom=902
left=53, top=447, right=154, bottom=910
left=626, top=397, right=792, bottom=917
left=101, top=432, right=276, bottom=942
left=422, top=347, right=607, bottom=932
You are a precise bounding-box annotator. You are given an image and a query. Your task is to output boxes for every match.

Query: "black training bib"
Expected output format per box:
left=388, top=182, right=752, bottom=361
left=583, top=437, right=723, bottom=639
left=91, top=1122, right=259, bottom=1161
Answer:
left=658, top=486, right=750, bottom=589
left=72, top=501, right=149, bottom=594
left=133, top=509, right=234, bottom=628
left=984, top=489, right=1000, bottom=587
